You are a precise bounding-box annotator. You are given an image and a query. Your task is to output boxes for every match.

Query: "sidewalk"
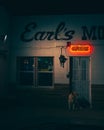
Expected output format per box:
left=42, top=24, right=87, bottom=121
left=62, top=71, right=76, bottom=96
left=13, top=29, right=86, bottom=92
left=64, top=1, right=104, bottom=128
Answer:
left=0, top=86, right=104, bottom=129
left=15, top=106, right=104, bottom=129
left=1, top=105, right=104, bottom=129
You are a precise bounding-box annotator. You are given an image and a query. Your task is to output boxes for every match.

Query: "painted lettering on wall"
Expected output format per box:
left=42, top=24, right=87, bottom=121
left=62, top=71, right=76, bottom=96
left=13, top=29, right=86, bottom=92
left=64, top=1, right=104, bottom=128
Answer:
left=82, top=26, right=104, bottom=40
left=20, top=22, right=104, bottom=42
left=20, top=22, right=75, bottom=42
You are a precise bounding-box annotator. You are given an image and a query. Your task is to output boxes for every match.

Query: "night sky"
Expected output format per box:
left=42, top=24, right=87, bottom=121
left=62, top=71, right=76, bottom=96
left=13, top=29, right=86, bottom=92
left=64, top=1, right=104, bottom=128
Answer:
left=1, top=0, right=104, bottom=15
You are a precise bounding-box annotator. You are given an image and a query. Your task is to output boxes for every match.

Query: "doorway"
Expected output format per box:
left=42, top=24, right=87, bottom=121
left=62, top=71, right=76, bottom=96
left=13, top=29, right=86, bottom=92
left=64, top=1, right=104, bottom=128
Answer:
left=70, top=56, right=91, bottom=104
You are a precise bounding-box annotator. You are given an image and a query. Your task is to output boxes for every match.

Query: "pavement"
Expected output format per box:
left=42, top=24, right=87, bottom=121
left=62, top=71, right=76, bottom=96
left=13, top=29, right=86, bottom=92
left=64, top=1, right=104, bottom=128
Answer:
left=0, top=87, right=104, bottom=129
left=1, top=105, right=104, bottom=130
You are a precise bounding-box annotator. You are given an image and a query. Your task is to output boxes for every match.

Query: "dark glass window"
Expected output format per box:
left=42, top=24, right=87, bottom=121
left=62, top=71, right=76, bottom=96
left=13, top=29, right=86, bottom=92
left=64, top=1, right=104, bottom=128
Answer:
left=38, top=73, right=53, bottom=86
left=19, top=57, right=34, bottom=71
left=17, top=56, right=54, bottom=87
left=19, top=72, right=33, bottom=85
left=17, top=57, right=34, bottom=85
left=38, top=57, right=53, bottom=71
left=37, top=57, right=53, bottom=86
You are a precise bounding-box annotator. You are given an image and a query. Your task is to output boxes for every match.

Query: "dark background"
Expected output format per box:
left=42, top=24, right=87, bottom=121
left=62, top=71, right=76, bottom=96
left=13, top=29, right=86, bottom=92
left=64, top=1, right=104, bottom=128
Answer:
left=1, top=0, right=104, bottom=15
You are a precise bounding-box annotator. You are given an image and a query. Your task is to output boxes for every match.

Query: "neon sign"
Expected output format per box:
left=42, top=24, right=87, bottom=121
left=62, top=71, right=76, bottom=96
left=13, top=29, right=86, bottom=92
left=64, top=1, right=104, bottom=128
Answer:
left=66, top=42, right=94, bottom=56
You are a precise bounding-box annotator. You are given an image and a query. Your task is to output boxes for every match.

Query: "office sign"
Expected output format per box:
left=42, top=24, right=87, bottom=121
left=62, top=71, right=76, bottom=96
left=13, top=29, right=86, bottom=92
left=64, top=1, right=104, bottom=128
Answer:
left=66, top=42, right=94, bottom=56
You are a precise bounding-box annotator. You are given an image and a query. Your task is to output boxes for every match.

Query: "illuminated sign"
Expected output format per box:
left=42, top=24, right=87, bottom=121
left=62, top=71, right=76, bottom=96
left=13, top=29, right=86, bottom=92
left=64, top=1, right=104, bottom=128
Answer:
left=66, top=43, right=94, bottom=56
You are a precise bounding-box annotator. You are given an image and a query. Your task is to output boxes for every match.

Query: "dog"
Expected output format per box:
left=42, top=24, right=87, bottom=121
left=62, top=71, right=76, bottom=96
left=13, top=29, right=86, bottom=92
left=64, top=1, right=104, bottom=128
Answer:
left=68, top=91, right=78, bottom=111
left=68, top=92, right=90, bottom=111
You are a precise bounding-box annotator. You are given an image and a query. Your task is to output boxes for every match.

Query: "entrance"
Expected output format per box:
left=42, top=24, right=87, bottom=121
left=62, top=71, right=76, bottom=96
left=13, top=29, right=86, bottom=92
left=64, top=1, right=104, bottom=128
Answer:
left=70, top=57, right=91, bottom=104
left=17, top=56, right=54, bottom=88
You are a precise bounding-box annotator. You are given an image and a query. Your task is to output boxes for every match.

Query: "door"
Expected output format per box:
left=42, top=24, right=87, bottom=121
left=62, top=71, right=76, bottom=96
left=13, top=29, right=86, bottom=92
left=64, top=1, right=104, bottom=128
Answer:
left=70, top=57, right=91, bottom=104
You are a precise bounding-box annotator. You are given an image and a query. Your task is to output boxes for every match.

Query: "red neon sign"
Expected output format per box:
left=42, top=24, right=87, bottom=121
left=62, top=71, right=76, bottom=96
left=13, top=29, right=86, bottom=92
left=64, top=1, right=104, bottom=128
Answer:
left=66, top=43, right=94, bottom=56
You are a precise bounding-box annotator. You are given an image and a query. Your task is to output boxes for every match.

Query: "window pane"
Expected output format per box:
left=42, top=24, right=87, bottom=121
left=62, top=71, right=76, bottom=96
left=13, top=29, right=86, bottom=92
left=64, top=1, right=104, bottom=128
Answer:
left=19, top=72, right=33, bottom=85
left=19, top=57, right=34, bottom=71
left=38, top=73, right=53, bottom=86
left=17, top=57, right=34, bottom=86
left=38, top=57, right=53, bottom=71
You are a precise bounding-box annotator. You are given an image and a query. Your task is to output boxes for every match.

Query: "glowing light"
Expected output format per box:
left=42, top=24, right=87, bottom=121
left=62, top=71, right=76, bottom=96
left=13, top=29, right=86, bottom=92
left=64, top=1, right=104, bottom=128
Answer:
left=4, top=35, right=7, bottom=42
left=66, top=43, right=94, bottom=56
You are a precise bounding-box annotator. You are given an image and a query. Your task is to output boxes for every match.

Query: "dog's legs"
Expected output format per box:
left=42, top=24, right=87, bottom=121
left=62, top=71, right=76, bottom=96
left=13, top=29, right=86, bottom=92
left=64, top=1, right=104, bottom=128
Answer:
left=68, top=101, right=73, bottom=111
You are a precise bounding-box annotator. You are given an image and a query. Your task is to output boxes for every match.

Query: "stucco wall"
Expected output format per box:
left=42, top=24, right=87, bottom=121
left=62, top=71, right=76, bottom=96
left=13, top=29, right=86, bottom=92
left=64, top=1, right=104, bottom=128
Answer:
left=9, top=15, right=104, bottom=85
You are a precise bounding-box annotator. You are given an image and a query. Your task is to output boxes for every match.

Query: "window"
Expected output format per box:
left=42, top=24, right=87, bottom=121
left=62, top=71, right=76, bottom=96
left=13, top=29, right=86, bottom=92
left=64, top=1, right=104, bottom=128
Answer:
left=17, top=57, right=34, bottom=85
left=37, top=57, right=53, bottom=87
left=17, top=56, right=54, bottom=87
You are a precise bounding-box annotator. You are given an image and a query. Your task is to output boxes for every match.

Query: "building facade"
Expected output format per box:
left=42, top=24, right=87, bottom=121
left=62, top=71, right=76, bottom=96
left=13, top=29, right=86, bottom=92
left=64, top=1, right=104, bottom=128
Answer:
left=8, top=15, right=104, bottom=104
left=0, top=10, right=104, bottom=104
